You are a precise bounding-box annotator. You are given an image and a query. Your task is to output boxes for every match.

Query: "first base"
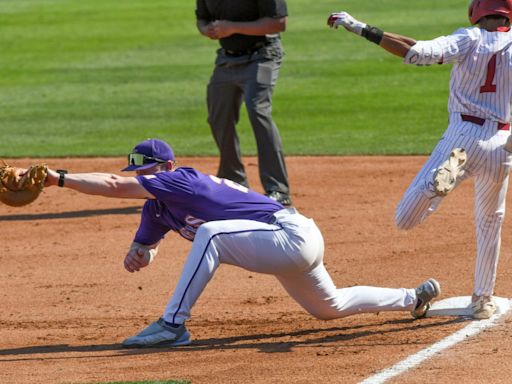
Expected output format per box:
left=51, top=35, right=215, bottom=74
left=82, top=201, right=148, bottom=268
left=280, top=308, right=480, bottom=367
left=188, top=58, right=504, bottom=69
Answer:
left=425, top=296, right=511, bottom=318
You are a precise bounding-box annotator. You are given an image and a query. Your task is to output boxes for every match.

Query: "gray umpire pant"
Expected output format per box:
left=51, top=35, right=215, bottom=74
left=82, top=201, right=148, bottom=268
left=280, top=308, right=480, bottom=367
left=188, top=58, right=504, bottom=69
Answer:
left=206, top=40, right=289, bottom=195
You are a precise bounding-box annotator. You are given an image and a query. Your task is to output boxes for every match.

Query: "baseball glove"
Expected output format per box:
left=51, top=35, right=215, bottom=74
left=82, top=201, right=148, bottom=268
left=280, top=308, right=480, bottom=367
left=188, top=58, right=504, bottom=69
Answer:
left=0, top=162, right=48, bottom=207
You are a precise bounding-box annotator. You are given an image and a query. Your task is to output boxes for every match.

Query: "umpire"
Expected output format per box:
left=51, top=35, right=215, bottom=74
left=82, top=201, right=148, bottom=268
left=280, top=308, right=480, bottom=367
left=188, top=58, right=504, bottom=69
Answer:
left=196, top=0, right=292, bottom=206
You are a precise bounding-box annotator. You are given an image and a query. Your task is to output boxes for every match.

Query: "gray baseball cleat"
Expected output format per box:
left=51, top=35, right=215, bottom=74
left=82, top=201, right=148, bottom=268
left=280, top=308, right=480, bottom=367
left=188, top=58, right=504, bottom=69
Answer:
left=122, top=318, right=191, bottom=348
left=411, top=278, right=441, bottom=319
left=433, top=148, right=467, bottom=196
left=471, top=295, right=496, bottom=319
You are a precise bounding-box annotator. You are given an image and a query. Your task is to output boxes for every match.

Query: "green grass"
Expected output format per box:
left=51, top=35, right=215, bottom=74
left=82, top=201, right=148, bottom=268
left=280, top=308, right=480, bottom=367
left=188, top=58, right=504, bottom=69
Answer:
left=0, top=0, right=469, bottom=157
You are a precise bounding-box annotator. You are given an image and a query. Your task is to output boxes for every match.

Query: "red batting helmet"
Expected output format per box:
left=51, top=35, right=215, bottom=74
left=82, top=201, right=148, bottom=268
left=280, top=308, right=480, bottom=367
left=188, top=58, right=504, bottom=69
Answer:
left=468, top=0, right=512, bottom=24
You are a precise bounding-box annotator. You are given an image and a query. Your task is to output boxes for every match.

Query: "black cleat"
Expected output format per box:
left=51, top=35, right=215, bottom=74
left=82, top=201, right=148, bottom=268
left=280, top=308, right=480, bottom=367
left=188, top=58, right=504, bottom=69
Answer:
left=266, top=191, right=293, bottom=206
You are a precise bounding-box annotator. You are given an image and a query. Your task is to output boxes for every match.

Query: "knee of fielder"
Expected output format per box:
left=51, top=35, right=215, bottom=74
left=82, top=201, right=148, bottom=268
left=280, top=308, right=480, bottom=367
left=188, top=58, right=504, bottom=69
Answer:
left=308, top=309, right=344, bottom=321
left=298, top=297, right=352, bottom=320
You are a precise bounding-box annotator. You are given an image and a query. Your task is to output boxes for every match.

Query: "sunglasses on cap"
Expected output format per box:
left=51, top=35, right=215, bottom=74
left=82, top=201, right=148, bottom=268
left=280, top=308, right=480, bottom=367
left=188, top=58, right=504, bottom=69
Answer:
left=127, top=153, right=167, bottom=166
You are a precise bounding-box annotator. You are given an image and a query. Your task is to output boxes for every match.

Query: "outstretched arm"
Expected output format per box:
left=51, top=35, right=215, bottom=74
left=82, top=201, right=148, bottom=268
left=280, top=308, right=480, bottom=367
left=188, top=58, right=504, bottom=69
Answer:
left=380, top=32, right=417, bottom=57
left=327, top=12, right=416, bottom=58
left=45, top=169, right=154, bottom=199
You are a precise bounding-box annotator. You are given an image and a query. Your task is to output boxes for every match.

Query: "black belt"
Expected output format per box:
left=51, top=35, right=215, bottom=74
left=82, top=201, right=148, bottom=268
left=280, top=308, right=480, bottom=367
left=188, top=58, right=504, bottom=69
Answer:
left=223, top=43, right=266, bottom=57
left=461, top=114, right=510, bottom=131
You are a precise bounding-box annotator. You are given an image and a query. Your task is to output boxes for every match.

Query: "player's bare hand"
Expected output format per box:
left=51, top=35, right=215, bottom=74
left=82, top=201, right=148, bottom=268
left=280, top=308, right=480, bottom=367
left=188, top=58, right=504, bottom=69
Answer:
left=124, top=247, right=150, bottom=273
left=327, top=12, right=366, bottom=35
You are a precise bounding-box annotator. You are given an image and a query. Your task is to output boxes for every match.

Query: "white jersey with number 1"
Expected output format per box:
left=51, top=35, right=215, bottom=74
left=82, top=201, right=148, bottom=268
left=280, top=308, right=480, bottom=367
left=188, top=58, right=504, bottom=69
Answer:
left=396, top=26, right=512, bottom=297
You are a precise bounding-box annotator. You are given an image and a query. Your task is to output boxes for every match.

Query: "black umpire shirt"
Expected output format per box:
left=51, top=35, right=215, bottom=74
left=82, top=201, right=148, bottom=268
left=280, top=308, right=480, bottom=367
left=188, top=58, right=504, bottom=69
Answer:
left=195, top=0, right=288, bottom=52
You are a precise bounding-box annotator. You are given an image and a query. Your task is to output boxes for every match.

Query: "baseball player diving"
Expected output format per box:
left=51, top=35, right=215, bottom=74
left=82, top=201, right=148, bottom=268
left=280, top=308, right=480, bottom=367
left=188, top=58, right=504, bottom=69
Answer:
left=37, top=138, right=440, bottom=347
left=328, top=0, right=512, bottom=319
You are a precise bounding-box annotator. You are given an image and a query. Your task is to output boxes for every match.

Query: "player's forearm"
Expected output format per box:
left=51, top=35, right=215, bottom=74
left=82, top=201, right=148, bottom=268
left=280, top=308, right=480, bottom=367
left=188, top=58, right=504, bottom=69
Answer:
left=328, top=12, right=416, bottom=58
left=46, top=170, right=151, bottom=199
left=380, top=32, right=417, bottom=58
left=63, top=173, right=133, bottom=198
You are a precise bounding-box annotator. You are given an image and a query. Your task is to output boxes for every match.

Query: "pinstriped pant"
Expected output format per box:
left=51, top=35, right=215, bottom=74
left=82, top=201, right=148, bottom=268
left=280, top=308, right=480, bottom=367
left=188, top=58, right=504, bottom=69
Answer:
left=396, top=113, right=512, bottom=296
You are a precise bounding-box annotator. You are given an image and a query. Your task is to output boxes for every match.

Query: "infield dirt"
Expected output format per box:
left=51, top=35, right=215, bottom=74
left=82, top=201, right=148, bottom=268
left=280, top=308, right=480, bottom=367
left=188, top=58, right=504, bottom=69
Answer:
left=1, top=156, right=512, bottom=384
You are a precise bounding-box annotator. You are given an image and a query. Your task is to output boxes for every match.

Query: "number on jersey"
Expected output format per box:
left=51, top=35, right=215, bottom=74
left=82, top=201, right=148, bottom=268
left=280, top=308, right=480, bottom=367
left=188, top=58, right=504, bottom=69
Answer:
left=209, top=175, right=249, bottom=193
left=480, top=53, right=497, bottom=93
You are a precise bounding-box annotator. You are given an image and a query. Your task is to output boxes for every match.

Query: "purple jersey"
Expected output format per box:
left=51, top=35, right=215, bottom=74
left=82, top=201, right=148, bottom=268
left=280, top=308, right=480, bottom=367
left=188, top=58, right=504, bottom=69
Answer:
left=133, top=167, right=283, bottom=244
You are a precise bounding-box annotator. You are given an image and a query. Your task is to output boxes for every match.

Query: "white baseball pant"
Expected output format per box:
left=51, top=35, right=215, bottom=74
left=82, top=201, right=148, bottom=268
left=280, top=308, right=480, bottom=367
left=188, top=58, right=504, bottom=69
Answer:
left=163, top=208, right=417, bottom=324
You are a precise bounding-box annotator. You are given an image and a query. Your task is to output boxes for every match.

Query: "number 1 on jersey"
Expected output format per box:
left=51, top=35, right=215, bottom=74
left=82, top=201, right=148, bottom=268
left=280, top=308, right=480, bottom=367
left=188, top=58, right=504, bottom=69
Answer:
left=480, top=54, right=497, bottom=93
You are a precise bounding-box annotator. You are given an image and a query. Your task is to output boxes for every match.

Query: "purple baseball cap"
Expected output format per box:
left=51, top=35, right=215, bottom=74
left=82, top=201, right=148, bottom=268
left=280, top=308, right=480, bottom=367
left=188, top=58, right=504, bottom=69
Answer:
left=122, top=138, right=175, bottom=172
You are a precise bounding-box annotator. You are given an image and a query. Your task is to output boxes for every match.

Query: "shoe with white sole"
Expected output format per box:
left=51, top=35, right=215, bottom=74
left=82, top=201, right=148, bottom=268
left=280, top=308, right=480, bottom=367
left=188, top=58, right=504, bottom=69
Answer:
left=433, top=148, right=467, bottom=196
left=122, top=318, right=191, bottom=348
left=411, top=278, right=441, bottom=319
left=471, top=295, right=496, bottom=319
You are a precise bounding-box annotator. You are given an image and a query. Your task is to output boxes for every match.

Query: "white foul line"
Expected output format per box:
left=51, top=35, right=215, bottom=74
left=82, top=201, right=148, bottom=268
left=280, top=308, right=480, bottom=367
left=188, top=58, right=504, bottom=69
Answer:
left=359, top=301, right=511, bottom=384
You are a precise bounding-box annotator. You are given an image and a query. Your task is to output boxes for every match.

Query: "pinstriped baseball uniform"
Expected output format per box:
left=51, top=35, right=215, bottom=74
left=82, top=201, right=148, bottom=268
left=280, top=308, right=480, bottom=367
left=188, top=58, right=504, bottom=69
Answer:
left=396, top=26, right=512, bottom=297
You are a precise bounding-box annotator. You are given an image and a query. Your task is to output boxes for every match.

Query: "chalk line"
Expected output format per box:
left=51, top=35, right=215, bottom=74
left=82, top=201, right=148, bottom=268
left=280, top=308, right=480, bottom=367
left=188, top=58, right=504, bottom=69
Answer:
left=359, top=297, right=511, bottom=384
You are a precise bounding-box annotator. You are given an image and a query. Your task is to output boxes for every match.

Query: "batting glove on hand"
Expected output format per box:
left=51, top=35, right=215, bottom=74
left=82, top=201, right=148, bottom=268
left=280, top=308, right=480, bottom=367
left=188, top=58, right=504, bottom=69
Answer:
left=327, top=12, right=366, bottom=36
